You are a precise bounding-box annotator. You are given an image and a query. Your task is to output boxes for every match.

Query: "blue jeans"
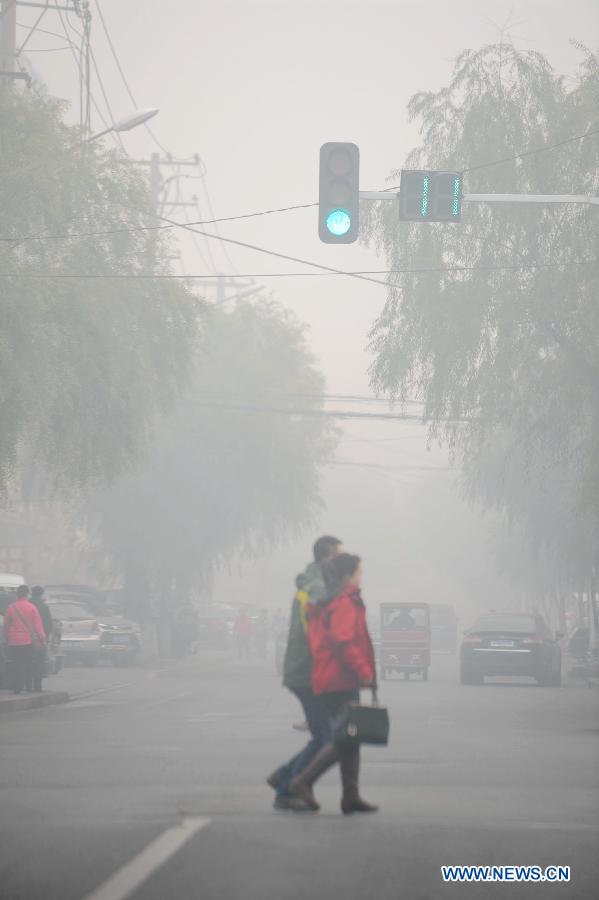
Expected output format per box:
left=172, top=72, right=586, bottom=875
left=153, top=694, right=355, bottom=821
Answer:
left=276, top=686, right=331, bottom=797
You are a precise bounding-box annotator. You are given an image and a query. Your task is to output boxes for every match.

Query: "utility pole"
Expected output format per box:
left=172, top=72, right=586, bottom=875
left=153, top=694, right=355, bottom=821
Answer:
left=0, top=0, right=18, bottom=84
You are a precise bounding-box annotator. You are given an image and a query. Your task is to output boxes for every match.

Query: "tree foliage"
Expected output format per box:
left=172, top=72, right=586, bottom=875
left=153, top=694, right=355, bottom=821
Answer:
left=0, top=90, right=200, bottom=497
left=82, top=300, right=335, bottom=616
left=362, top=43, right=599, bottom=590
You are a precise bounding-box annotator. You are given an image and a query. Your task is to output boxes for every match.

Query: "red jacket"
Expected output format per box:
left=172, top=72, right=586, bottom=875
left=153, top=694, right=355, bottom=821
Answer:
left=308, top=588, right=376, bottom=694
left=4, top=598, right=46, bottom=647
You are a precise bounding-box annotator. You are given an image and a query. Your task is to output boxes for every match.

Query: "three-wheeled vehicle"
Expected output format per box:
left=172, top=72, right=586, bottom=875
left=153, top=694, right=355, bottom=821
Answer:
left=379, top=602, right=431, bottom=680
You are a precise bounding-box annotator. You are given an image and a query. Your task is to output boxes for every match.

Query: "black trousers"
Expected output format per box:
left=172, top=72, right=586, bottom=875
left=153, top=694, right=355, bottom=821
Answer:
left=9, top=645, right=35, bottom=693
left=32, top=646, right=47, bottom=692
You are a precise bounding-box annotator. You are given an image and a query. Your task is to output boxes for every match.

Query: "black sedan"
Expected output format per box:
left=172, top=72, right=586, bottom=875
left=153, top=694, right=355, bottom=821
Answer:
left=460, top=612, right=562, bottom=686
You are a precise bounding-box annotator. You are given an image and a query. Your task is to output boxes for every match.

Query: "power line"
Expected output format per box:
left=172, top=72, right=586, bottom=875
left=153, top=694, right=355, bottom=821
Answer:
left=0, top=202, right=316, bottom=244
left=16, top=21, right=72, bottom=41
left=184, top=401, right=455, bottom=422
left=383, top=125, right=599, bottom=191
left=52, top=0, right=122, bottom=149
left=0, top=260, right=594, bottom=280
left=92, top=0, right=168, bottom=155
left=329, top=459, right=452, bottom=472
left=194, top=391, right=423, bottom=406
left=463, top=125, right=599, bottom=174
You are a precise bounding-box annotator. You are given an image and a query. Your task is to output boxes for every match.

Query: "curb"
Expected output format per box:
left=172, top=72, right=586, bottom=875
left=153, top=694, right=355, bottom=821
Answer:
left=0, top=690, right=70, bottom=713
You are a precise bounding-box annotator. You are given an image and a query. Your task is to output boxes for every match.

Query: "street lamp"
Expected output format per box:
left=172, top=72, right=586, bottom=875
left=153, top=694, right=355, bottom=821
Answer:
left=84, top=108, right=159, bottom=143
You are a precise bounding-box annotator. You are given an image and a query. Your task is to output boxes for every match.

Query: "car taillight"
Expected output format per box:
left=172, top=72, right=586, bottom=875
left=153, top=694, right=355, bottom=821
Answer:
left=521, top=636, right=542, bottom=645
left=462, top=634, right=482, bottom=644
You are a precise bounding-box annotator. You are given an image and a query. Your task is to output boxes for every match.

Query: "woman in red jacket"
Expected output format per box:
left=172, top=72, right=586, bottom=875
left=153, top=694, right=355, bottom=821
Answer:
left=290, top=554, right=378, bottom=814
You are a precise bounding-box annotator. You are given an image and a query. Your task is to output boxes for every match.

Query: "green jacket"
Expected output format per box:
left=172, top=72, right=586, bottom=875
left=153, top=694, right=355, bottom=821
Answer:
left=282, top=562, right=326, bottom=690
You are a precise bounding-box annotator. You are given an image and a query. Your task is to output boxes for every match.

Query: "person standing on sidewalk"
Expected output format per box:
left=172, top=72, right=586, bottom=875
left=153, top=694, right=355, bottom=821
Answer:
left=267, top=535, right=343, bottom=811
left=290, top=554, right=378, bottom=815
left=4, top=585, right=46, bottom=695
left=233, top=609, right=253, bottom=659
left=30, top=586, right=53, bottom=692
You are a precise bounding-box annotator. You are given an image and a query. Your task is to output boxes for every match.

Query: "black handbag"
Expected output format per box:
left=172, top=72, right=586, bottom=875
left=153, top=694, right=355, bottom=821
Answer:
left=333, top=698, right=390, bottom=747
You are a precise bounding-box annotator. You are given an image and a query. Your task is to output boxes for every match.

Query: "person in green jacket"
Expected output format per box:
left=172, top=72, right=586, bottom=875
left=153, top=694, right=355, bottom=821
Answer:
left=267, top=535, right=342, bottom=810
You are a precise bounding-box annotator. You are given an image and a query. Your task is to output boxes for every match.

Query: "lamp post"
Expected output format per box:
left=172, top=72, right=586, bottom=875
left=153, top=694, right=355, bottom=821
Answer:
left=84, top=107, right=159, bottom=143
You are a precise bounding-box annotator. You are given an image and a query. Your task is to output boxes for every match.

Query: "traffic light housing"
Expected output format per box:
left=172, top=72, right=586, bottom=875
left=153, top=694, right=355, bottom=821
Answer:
left=319, top=142, right=360, bottom=243
left=399, top=170, right=463, bottom=222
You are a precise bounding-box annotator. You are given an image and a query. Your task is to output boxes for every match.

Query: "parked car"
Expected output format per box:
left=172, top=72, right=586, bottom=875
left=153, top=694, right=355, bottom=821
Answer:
left=194, top=605, right=230, bottom=649
left=430, top=603, right=458, bottom=653
left=460, top=611, right=562, bottom=686
left=47, top=599, right=139, bottom=667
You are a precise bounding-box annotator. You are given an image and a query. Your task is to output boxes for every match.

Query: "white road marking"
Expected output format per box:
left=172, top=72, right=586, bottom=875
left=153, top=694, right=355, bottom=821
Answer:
left=81, top=817, right=210, bottom=900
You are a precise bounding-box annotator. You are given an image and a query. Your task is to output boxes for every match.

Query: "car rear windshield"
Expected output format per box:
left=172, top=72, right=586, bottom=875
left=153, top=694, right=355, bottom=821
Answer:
left=473, top=614, right=536, bottom=633
left=382, top=607, right=428, bottom=629
left=48, top=602, right=94, bottom=621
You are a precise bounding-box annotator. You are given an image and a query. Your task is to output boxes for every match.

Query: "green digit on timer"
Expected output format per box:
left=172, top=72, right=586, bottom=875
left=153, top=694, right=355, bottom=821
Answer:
left=452, top=177, right=461, bottom=217
left=421, top=175, right=430, bottom=217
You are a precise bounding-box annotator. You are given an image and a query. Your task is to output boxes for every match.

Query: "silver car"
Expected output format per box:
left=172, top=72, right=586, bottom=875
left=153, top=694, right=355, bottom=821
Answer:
left=47, top=599, right=140, bottom=667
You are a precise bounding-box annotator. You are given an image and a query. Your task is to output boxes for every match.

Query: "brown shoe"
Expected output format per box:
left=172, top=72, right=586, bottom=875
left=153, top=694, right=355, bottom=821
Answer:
left=289, top=743, right=339, bottom=811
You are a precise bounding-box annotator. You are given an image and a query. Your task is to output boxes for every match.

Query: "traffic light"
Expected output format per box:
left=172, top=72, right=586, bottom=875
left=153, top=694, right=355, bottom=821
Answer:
left=399, top=170, right=463, bottom=222
left=319, top=142, right=360, bottom=243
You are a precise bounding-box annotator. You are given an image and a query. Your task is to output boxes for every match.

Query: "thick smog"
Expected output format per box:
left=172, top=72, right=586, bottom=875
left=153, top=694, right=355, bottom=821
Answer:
left=0, top=2, right=597, bottom=899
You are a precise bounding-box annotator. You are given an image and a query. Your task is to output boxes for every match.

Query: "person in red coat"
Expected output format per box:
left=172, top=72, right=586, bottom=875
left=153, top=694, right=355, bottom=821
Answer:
left=4, top=585, right=46, bottom=694
left=290, top=554, right=378, bottom=814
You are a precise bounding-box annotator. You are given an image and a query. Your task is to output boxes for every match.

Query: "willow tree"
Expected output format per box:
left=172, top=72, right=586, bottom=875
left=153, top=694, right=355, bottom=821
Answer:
left=362, top=43, right=599, bottom=593
left=83, top=300, right=335, bottom=621
left=0, top=90, right=200, bottom=498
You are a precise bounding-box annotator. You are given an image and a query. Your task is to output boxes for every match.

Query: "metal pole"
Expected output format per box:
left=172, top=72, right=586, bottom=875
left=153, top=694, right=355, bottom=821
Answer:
left=0, top=0, right=17, bottom=83
left=216, top=273, right=225, bottom=305
left=359, top=191, right=599, bottom=206
left=149, top=152, right=162, bottom=214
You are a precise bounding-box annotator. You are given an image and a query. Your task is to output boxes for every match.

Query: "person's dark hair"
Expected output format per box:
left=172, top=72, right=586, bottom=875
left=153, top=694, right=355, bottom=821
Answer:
left=31, top=585, right=44, bottom=600
left=17, top=584, right=30, bottom=599
left=322, top=554, right=361, bottom=598
left=313, top=535, right=342, bottom=563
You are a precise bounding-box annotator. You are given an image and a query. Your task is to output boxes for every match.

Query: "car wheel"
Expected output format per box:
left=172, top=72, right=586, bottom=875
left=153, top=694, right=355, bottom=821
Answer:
left=540, top=665, right=561, bottom=687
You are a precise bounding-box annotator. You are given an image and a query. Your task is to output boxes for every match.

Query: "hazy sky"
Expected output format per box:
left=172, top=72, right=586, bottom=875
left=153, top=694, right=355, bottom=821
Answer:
left=17, top=1, right=598, bottom=599
left=22, top=0, right=597, bottom=396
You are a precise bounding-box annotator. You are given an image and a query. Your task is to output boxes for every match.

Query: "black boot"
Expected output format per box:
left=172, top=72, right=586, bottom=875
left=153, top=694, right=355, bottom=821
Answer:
left=340, top=746, right=378, bottom=815
left=289, top=743, right=339, bottom=811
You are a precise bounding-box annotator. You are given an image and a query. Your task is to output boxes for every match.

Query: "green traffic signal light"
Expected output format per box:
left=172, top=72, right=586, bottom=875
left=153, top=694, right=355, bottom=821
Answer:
left=326, top=208, right=352, bottom=236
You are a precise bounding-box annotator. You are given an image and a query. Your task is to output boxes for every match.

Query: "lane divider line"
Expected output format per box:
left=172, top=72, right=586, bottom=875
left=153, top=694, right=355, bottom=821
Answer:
left=81, top=817, right=211, bottom=900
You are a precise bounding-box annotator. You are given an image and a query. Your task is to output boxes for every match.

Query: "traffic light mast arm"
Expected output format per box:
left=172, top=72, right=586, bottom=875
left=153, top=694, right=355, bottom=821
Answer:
left=360, top=191, right=599, bottom=205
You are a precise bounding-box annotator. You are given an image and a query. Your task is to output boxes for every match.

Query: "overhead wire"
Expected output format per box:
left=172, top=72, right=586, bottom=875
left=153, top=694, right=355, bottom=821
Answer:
left=382, top=125, right=599, bottom=191
left=52, top=0, right=122, bottom=149
left=92, top=0, right=168, bottom=155
left=0, top=260, right=594, bottom=280
left=15, top=5, right=48, bottom=57
left=0, top=201, right=320, bottom=244
left=183, top=401, right=465, bottom=422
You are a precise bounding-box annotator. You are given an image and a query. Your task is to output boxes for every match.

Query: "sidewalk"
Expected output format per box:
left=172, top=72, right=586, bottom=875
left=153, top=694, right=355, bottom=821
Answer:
left=0, top=689, right=69, bottom=713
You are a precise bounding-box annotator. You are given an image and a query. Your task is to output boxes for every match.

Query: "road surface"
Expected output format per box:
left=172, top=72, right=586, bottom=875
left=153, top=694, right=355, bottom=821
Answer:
left=0, top=651, right=597, bottom=899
